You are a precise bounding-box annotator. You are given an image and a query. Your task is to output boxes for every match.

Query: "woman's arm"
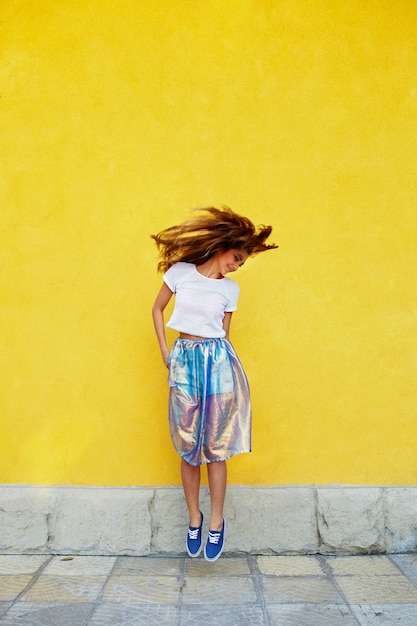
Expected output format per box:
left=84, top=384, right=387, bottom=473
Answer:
left=152, top=282, right=174, bottom=367
left=222, top=311, right=233, bottom=339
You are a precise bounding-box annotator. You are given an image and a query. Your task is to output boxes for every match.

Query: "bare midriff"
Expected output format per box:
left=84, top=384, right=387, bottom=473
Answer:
left=179, top=332, right=208, bottom=341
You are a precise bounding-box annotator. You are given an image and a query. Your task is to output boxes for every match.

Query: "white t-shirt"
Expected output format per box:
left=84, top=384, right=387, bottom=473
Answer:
left=163, top=262, right=240, bottom=338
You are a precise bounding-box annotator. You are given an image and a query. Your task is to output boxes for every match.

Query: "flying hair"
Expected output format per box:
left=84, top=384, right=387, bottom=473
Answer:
left=151, top=206, right=278, bottom=273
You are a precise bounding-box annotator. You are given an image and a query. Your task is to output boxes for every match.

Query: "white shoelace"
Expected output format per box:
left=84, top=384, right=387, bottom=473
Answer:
left=188, top=528, right=200, bottom=540
left=208, top=531, right=221, bottom=545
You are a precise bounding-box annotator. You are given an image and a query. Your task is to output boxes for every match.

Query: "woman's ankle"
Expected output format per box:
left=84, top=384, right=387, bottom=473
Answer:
left=189, top=510, right=203, bottom=527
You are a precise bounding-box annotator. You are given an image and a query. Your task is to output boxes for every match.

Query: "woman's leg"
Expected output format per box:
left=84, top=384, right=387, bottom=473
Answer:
left=181, top=458, right=202, bottom=527
left=207, top=461, right=227, bottom=530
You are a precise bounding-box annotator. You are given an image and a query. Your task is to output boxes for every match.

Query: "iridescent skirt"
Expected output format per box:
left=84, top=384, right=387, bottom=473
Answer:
left=167, top=337, right=251, bottom=466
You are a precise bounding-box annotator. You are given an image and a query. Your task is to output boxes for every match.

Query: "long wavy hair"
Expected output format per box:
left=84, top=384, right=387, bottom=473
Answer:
left=151, top=206, right=278, bottom=272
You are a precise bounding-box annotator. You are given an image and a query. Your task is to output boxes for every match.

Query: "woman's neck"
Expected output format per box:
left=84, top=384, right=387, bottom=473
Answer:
left=195, top=258, right=223, bottom=279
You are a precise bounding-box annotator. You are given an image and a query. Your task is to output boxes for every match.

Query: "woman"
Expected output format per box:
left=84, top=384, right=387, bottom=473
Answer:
left=152, top=206, right=277, bottom=561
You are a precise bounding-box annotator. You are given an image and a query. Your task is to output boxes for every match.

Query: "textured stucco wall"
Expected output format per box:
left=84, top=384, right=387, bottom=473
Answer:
left=1, top=1, right=417, bottom=487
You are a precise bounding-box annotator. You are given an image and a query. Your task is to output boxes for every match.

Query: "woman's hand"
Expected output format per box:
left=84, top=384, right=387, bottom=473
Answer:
left=162, top=348, right=170, bottom=368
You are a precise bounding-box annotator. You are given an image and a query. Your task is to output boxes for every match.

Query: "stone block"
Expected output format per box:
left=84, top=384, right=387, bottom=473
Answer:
left=384, top=488, right=417, bottom=553
left=150, top=487, right=211, bottom=553
left=149, top=487, right=186, bottom=553
left=225, top=486, right=319, bottom=554
left=51, top=488, right=153, bottom=555
left=0, top=488, right=53, bottom=553
left=317, top=487, right=385, bottom=554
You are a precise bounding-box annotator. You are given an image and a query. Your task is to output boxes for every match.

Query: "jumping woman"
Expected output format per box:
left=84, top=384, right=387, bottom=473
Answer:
left=151, top=206, right=277, bottom=561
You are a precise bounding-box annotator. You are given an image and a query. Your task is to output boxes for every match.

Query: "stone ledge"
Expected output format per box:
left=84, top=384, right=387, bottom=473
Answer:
left=0, top=485, right=416, bottom=555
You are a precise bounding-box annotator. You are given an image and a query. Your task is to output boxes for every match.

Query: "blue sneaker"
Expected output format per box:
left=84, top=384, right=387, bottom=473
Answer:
left=204, top=519, right=226, bottom=562
left=186, top=512, right=203, bottom=557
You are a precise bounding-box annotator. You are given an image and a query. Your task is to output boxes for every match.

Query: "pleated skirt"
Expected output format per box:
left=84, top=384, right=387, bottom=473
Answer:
left=167, top=337, right=252, bottom=466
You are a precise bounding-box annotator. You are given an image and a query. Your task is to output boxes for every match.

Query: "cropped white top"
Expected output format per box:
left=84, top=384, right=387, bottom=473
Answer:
left=163, top=262, right=240, bottom=338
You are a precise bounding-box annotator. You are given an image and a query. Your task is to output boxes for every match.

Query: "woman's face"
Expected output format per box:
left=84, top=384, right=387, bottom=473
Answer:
left=216, top=248, right=249, bottom=276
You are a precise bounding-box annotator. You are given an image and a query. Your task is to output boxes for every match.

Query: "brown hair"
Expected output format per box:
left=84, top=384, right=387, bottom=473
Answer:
left=151, top=206, right=278, bottom=272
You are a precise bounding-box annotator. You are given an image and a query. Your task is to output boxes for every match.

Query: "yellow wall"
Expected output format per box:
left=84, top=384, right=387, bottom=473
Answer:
left=1, top=0, right=417, bottom=486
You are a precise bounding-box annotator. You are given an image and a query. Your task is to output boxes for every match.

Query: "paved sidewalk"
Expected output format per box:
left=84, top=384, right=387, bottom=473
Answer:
left=1, top=553, right=417, bottom=625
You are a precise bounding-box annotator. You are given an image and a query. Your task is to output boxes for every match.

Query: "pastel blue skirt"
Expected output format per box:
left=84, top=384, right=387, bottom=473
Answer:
left=168, top=337, right=252, bottom=466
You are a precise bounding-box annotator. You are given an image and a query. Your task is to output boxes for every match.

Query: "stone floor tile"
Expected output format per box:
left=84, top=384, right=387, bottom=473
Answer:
left=257, top=555, right=323, bottom=577
left=351, top=603, right=417, bottom=625
left=88, top=603, right=179, bottom=625
left=263, top=576, right=343, bottom=604
left=114, top=556, right=182, bottom=577
left=0, top=602, right=94, bottom=626
left=335, top=575, right=417, bottom=604
left=179, top=605, right=267, bottom=625
left=390, top=554, right=417, bottom=584
left=267, top=603, right=358, bottom=625
left=326, top=555, right=402, bottom=577
left=0, top=555, right=49, bottom=575
left=101, top=574, right=180, bottom=604
left=0, top=576, right=32, bottom=601
left=44, top=556, right=116, bottom=576
left=0, top=602, right=12, bottom=618
left=21, top=575, right=107, bottom=603
left=185, top=556, right=250, bottom=577
left=181, top=576, right=257, bottom=604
